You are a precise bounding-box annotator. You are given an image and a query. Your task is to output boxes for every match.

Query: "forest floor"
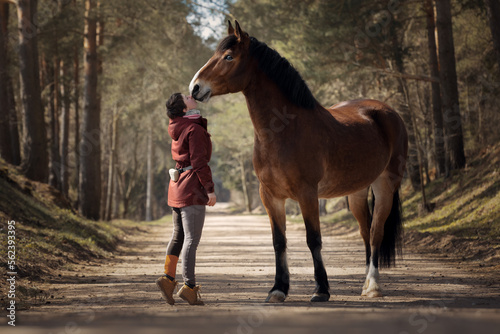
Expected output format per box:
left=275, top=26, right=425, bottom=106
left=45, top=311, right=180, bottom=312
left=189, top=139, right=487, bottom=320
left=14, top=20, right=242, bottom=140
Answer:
left=2, top=206, right=499, bottom=334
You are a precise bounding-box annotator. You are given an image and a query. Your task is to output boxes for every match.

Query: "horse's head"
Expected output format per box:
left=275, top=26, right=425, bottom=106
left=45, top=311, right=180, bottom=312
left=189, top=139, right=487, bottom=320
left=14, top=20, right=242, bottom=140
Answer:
left=189, top=21, right=252, bottom=102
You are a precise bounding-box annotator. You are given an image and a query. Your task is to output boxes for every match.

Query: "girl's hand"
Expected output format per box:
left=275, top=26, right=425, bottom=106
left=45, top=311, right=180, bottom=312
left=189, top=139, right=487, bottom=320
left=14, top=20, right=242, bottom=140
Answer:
left=207, top=192, right=217, bottom=206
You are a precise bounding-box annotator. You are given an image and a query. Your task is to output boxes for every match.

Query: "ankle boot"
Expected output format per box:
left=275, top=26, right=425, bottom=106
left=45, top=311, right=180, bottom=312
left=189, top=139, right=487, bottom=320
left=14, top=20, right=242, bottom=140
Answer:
left=177, top=284, right=204, bottom=305
left=156, top=276, right=178, bottom=305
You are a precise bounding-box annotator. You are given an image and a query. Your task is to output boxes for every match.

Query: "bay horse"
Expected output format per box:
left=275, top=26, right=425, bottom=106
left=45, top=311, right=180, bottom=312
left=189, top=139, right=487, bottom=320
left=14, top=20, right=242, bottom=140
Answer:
left=190, top=21, right=408, bottom=302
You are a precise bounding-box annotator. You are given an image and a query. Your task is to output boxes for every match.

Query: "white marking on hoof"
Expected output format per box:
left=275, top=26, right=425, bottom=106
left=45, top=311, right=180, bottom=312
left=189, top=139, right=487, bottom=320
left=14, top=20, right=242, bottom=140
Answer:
left=366, top=289, right=383, bottom=298
left=265, top=290, right=286, bottom=303
left=362, top=263, right=382, bottom=297
left=362, top=278, right=383, bottom=298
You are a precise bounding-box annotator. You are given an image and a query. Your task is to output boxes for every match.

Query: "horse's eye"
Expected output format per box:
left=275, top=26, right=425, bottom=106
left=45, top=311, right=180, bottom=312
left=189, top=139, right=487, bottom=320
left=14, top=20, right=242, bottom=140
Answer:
left=224, top=55, right=233, bottom=61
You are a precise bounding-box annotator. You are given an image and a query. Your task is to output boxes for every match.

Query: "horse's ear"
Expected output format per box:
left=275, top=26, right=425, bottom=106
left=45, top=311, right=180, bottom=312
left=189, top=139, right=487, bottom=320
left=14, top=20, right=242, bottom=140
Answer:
left=228, top=20, right=234, bottom=35
left=234, top=20, right=249, bottom=41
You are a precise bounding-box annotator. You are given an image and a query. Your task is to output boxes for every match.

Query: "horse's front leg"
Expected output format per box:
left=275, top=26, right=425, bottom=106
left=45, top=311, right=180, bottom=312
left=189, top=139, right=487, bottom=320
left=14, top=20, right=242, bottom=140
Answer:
left=260, top=186, right=289, bottom=303
left=298, top=191, right=330, bottom=302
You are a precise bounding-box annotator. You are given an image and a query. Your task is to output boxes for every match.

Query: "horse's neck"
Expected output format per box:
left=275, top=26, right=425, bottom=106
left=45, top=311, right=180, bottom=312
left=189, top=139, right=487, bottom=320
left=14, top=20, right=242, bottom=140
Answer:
left=243, top=73, right=311, bottom=143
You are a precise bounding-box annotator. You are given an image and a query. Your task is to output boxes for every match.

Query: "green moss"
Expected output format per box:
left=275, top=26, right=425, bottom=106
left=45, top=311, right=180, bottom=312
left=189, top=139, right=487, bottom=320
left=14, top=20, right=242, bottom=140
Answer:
left=402, top=145, right=500, bottom=241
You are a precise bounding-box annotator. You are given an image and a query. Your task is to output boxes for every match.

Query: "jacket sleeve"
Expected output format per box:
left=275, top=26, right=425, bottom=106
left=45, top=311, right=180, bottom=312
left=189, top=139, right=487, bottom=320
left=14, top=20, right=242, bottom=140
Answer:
left=188, top=125, right=215, bottom=193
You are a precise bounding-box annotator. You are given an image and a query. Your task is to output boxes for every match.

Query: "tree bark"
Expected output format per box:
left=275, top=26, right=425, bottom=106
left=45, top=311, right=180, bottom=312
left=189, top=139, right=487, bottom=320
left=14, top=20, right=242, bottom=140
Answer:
left=0, top=2, right=13, bottom=163
left=0, top=3, right=20, bottom=166
left=105, top=109, right=118, bottom=221
left=435, top=0, right=466, bottom=170
left=7, top=70, right=20, bottom=165
left=118, top=128, right=139, bottom=219
left=96, top=2, right=105, bottom=216
left=424, top=0, right=446, bottom=177
left=60, top=59, right=71, bottom=196
left=49, top=55, right=61, bottom=190
left=402, top=79, right=430, bottom=211
left=79, top=0, right=101, bottom=220
left=105, top=110, right=118, bottom=221
left=112, top=113, right=120, bottom=218
left=319, top=199, right=327, bottom=216
left=73, top=44, right=80, bottom=203
left=17, top=0, right=49, bottom=182
left=145, top=119, right=153, bottom=222
left=390, top=16, right=421, bottom=191
left=485, top=0, right=500, bottom=73
left=239, top=154, right=251, bottom=213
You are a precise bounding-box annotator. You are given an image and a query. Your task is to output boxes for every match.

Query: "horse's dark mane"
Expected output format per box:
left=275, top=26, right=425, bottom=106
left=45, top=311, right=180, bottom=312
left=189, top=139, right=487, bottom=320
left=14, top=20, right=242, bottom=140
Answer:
left=216, top=35, right=317, bottom=110
left=249, top=37, right=317, bottom=110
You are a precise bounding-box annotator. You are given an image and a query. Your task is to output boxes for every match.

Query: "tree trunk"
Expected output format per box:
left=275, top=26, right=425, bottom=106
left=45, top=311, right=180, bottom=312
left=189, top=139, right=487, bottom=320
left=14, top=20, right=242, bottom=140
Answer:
left=111, top=113, right=120, bottom=219
left=239, top=154, right=251, bottom=213
left=0, top=2, right=13, bottom=163
left=0, top=3, right=20, bottom=166
left=424, top=0, right=446, bottom=177
left=60, top=59, right=71, bottom=196
left=73, top=45, right=80, bottom=204
left=402, top=79, right=430, bottom=211
left=145, top=119, right=153, bottom=222
left=485, top=0, right=500, bottom=73
left=119, top=128, right=139, bottom=219
left=79, top=0, right=101, bottom=220
left=96, top=2, right=105, bottom=216
left=17, top=0, right=49, bottom=182
left=435, top=0, right=466, bottom=170
left=49, top=55, right=61, bottom=190
left=7, top=71, right=21, bottom=165
left=319, top=199, right=327, bottom=216
left=390, top=16, right=421, bottom=191
left=105, top=109, right=117, bottom=221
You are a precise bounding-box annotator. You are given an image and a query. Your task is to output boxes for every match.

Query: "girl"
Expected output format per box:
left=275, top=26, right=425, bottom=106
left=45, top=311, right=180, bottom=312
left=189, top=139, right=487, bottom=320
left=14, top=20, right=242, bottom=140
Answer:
left=156, top=93, right=216, bottom=305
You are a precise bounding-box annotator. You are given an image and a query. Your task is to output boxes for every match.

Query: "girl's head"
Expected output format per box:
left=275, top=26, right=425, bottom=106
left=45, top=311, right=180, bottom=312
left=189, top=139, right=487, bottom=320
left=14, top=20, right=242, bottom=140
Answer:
left=166, top=93, right=185, bottom=119
left=166, top=93, right=198, bottom=119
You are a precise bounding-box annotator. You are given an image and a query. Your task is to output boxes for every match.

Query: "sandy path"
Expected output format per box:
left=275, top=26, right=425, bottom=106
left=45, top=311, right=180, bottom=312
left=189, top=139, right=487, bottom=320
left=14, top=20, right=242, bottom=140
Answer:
left=5, top=209, right=500, bottom=334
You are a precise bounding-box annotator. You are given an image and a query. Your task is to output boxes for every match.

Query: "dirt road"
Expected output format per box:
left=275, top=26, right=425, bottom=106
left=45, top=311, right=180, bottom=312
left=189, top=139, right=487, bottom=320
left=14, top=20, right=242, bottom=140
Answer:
left=5, top=208, right=500, bottom=334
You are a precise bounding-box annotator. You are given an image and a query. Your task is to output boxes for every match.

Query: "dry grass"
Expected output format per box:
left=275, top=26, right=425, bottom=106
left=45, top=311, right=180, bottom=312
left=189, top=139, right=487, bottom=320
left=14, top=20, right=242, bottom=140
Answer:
left=0, top=160, right=136, bottom=309
left=403, top=144, right=500, bottom=241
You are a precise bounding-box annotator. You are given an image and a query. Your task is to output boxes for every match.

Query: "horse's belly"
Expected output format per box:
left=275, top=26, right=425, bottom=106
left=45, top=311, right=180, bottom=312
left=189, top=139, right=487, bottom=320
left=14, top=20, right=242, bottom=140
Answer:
left=317, top=160, right=386, bottom=198
left=318, top=177, right=373, bottom=198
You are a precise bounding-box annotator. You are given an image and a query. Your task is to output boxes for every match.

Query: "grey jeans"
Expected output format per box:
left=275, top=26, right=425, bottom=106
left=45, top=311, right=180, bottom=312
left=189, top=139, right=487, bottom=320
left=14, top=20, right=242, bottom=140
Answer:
left=166, top=205, right=205, bottom=286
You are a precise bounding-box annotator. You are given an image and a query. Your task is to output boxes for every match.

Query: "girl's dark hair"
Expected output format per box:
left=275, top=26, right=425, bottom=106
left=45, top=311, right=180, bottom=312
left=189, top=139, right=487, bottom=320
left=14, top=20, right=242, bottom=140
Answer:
left=166, top=93, right=186, bottom=119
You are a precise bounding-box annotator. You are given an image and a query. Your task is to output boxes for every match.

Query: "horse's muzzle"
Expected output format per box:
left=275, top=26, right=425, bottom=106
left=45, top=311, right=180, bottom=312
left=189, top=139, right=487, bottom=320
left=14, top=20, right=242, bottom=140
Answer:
left=191, top=83, right=211, bottom=102
left=191, top=84, right=200, bottom=98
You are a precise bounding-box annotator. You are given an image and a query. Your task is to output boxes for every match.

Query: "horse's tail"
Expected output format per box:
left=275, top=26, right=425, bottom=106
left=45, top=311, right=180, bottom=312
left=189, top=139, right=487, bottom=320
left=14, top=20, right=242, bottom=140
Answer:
left=377, top=189, right=404, bottom=268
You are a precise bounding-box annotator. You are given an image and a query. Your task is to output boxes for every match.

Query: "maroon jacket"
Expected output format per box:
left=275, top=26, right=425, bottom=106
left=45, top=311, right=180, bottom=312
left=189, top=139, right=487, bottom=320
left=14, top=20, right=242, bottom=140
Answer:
left=167, top=116, right=214, bottom=208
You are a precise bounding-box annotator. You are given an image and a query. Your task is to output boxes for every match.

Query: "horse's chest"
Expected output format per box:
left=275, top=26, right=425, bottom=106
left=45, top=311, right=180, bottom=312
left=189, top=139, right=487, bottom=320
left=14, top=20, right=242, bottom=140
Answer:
left=253, top=148, right=306, bottom=197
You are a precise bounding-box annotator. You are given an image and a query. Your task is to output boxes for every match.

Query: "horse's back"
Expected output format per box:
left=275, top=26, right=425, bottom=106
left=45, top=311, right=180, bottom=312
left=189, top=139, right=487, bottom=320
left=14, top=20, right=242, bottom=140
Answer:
left=328, top=99, right=407, bottom=151
left=329, top=99, right=398, bottom=122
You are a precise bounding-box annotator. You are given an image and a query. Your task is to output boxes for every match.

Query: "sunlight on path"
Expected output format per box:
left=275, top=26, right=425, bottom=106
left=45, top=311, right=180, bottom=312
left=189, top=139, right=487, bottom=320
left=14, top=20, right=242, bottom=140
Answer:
left=9, top=213, right=500, bottom=334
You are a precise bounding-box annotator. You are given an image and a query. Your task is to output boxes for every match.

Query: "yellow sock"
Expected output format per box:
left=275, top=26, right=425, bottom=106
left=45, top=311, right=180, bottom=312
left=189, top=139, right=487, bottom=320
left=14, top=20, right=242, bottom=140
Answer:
left=164, top=255, right=179, bottom=278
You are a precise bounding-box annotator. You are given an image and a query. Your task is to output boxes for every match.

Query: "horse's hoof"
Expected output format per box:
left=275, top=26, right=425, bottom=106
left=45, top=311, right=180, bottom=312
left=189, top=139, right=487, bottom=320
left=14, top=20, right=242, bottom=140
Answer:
left=365, top=290, right=383, bottom=298
left=310, top=293, right=330, bottom=302
left=265, top=290, right=286, bottom=303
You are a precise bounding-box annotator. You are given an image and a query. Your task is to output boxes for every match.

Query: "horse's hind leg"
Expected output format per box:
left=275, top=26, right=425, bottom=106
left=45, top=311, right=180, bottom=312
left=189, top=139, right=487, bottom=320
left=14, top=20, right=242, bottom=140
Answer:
left=347, top=188, right=371, bottom=273
left=298, top=190, right=330, bottom=302
left=363, top=172, right=401, bottom=297
left=260, top=186, right=289, bottom=303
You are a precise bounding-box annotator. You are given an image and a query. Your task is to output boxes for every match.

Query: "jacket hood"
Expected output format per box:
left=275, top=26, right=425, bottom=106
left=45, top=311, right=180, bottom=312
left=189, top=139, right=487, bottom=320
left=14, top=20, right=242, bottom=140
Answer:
left=168, top=116, right=208, bottom=141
